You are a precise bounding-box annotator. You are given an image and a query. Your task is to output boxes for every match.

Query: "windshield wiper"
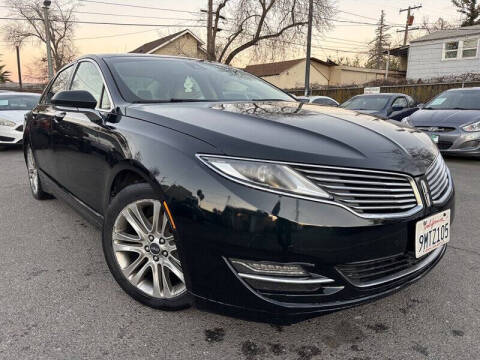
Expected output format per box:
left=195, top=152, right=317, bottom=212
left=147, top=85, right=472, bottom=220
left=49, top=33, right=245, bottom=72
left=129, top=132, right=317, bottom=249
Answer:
left=132, top=99, right=215, bottom=104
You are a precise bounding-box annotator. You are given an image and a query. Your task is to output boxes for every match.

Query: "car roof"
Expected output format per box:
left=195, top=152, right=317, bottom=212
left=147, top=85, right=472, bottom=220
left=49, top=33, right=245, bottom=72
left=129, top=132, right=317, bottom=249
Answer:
left=79, top=53, right=205, bottom=63
left=446, top=87, right=480, bottom=91
left=0, top=91, right=40, bottom=96
left=353, top=93, right=407, bottom=97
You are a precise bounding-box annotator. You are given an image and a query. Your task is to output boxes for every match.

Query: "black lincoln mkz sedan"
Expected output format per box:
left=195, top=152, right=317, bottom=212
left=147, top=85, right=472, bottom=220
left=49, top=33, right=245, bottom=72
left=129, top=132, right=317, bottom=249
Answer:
left=24, top=54, right=454, bottom=323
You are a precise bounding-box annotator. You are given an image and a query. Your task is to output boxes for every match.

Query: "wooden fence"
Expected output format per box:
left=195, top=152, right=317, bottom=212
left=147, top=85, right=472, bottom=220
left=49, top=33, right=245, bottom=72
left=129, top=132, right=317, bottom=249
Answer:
left=289, top=81, right=480, bottom=104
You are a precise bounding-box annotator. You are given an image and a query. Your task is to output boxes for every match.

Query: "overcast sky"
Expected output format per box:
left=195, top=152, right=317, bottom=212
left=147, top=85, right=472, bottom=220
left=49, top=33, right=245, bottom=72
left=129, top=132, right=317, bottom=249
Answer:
left=1, top=0, right=462, bottom=82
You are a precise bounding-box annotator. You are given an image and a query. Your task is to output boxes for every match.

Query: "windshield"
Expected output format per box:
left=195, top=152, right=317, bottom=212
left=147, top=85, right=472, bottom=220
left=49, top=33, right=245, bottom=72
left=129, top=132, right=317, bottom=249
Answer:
left=0, top=94, right=39, bottom=111
left=341, top=95, right=390, bottom=111
left=105, top=57, right=293, bottom=103
left=425, top=90, right=480, bottom=110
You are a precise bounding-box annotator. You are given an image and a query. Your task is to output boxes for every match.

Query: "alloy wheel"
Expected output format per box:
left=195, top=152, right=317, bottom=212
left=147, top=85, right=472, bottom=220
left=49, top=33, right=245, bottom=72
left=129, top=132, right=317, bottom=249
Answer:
left=26, top=146, right=39, bottom=195
left=112, top=199, right=186, bottom=299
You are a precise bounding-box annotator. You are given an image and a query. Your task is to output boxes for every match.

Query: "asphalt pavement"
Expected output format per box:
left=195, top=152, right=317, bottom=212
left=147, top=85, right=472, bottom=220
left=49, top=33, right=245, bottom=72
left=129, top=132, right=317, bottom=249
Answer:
left=0, top=146, right=478, bottom=360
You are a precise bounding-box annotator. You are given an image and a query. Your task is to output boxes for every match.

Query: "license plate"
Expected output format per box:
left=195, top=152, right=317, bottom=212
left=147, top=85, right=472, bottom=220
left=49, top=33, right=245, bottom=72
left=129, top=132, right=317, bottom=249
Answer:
left=430, top=134, right=439, bottom=143
left=415, top=210, right=450, bottom=258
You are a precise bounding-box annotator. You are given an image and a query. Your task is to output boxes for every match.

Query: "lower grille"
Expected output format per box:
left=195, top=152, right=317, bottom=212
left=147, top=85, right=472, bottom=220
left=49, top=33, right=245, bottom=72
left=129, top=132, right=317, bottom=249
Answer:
left=416, top=126, right=455, bottom=133
left=437, top=141, right=452, bottom=150
left=0, top=136, right=14, bottom=142
left=336, top=246, right=444, bottom=287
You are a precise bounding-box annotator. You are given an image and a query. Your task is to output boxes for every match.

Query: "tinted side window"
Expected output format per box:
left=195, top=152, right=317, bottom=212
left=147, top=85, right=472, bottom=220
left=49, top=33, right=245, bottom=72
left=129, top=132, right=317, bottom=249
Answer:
left=392, top=97, right=408, bottom=108
left=407, top=96, right=415, bottom=107
left=44, top=65, right=74, bottom=104
left=71, top=61, right=111, bottom=110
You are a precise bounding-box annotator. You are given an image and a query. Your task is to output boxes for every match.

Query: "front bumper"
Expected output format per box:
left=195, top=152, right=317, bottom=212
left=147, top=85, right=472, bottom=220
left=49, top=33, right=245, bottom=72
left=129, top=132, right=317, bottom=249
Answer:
left=170, top=169, right=455, bottom=323
left=0, top=124, right=24, bottom=145
left=424, top=128, right=480, bottom=157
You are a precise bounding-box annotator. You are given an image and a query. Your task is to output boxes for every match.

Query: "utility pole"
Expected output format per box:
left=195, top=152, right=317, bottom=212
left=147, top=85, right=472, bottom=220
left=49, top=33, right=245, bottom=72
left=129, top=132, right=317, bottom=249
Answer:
left=206, top=0, right=214, bottom=61
left=43, top=0, right=54, bottom=79
left=399, top=5, right=422, bottom=45
left=15, top=45, right=22, bottom=89
left=304, top=0, right=313, bottom=97
left=385, top=48, right=390, bottom=80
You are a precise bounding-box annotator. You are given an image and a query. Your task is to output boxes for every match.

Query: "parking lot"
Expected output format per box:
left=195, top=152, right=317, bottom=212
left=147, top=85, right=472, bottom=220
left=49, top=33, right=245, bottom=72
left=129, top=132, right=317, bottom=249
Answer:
left=0, top=146, right=478, bottom=360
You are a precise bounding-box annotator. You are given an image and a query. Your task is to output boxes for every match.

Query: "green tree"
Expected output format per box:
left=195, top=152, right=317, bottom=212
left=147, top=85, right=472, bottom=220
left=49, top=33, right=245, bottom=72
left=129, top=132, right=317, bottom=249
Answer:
left=0, top=62, right=11, bottom=83
left=452, top=0, right=480, bottom=26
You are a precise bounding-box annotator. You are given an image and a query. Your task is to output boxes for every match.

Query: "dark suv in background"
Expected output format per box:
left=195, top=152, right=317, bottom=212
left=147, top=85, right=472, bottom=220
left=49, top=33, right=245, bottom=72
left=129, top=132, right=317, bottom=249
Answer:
left=341, top=93, right=419, bottom=121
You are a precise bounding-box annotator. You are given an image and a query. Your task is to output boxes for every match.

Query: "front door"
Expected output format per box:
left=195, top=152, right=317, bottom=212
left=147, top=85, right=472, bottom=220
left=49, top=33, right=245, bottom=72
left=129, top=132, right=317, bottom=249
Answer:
left=51, top=60, right=115, bottom=214
left=29, top=65, right=75, bottom=180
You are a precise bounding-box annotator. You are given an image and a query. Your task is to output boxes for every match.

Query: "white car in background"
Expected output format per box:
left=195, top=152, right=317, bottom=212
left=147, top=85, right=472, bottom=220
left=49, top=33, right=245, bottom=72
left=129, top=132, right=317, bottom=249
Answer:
left=295, top=95, right=339, bottom=106
left=0, top=92, right=40, bottom=148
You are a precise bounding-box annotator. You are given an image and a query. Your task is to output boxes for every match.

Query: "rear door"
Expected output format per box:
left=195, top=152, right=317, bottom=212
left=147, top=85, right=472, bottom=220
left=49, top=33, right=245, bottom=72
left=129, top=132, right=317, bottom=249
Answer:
left=28, top=65, right=75, bottom=180
left=51, top=60, right=116, bottom=213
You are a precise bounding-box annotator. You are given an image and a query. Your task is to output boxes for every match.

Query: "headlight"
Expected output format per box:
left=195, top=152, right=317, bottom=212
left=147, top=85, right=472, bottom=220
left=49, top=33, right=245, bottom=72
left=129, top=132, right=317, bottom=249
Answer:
left=401, top=116, right=412, bottom=126
left=462, top=121, right=480, bottom=132
left=0, top=118, right=16, bottom=127
left=197, top=155, right=331, bottom=200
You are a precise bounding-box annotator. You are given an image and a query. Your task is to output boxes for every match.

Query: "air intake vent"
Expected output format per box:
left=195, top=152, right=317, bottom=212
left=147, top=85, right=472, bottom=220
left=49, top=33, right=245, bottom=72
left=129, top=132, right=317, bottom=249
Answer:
left=336, top=246, right=444, bottom=288
left=291, top=164, right=421, bottom=218
left=426, top=156, right=452, bottom=205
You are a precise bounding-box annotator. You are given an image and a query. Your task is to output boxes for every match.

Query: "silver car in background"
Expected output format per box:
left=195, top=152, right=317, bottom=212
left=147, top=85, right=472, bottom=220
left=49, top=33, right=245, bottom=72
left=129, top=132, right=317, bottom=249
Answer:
left=0, top=92, right=40, bottom=147
left=403, top=88, right=480, bottom=158
left=296, top=95, right=339, bottom=106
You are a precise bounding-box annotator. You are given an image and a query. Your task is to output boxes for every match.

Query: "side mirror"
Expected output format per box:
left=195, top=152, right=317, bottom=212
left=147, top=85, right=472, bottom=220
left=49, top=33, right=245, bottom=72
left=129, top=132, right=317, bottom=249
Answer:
left=391, top=105, right=404, bottom=112
left=51, top=90, right=97, bottom=109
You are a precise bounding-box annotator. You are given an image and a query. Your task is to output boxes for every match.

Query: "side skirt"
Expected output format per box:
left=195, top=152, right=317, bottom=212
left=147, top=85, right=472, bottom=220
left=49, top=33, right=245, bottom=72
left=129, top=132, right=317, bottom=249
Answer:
left=39, top=170, right=104, bottom=229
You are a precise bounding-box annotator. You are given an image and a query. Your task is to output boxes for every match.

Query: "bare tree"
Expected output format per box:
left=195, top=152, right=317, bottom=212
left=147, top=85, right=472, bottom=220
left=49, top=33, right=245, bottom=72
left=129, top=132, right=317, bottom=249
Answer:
left=3, top=0, right=77, bottom=78
left=209, top=0, right=334, bottom=65
left=422, top=17, right=456, bottom=33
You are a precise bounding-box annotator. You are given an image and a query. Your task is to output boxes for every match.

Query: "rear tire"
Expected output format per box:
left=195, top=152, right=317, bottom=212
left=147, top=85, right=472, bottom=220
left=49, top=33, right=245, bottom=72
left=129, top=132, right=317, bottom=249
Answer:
left=25, top=144, right=53, bottom=200
left=102, top=183, right=191, bottom=310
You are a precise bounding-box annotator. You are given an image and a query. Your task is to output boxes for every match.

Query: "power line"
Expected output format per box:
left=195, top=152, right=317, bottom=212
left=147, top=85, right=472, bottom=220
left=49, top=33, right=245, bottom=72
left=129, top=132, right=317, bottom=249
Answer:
left=0, top=6, right=206, bottom=22
left=77, top=0, right=200, bottom=15
left=74, top=29, right=158, bottom=40
left=0, top=17, right=204, bottom=27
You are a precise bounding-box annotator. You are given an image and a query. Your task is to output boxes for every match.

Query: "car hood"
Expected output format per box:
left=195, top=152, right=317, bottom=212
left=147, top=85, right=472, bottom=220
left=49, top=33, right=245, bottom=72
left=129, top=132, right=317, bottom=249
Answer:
left=127, top=101, right=437, bottom=176
left=410, top=109, right=480, bottom=127
left=0, top=110, right=28, bottom=124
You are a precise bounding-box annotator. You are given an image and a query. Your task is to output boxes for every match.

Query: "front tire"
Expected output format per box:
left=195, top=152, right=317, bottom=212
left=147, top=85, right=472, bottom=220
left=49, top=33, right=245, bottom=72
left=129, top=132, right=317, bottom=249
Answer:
left=25, top=144, right=52, bottom=200
left=102, top=183, right=191, bottom=310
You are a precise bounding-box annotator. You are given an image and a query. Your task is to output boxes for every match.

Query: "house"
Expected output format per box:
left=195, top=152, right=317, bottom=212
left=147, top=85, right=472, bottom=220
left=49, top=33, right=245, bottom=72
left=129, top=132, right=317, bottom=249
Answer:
left=130, top=29, right=207, bottom=59
left=243, top=58, right=405, bottom=89
left=407, top=25, right=480, bottom=80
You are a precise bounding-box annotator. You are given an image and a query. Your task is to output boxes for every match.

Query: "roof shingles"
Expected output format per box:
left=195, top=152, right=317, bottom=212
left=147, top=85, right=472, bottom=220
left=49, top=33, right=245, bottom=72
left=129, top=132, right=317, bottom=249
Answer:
left=244, top=58, right=335, bottom=77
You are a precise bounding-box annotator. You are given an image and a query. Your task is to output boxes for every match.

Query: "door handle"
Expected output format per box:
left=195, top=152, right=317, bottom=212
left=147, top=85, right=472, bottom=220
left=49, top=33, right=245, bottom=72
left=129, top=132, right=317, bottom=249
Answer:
left=54, top=111, right=66, bottom=121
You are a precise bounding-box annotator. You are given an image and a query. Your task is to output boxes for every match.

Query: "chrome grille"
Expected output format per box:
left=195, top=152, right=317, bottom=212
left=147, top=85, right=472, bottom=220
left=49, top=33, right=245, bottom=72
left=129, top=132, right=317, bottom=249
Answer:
left=291, top=164, right=422, bottom=218
left=426, top=156, right=452, bottom=205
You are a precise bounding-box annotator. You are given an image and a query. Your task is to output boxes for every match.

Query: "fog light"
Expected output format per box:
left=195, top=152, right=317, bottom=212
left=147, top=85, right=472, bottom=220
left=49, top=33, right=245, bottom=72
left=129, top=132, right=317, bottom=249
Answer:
left=230, top=258, right=308, bottom=277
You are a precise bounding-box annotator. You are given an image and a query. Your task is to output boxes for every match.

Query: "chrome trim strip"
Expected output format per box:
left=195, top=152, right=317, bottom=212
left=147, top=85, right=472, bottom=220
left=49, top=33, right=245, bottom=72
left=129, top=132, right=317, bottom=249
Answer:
left=341, top=198, right=417, bottom=204
left=338, top=246, right=444, bottom=288
left=307, top=176, right=411, bottom=187
left=321, top=184, right=413, bottom=192
left=196, top=154, right=424, bottom=220
left=238, top=273, right=335, bottom=285
left=299, top=169, right=403, bottom=181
